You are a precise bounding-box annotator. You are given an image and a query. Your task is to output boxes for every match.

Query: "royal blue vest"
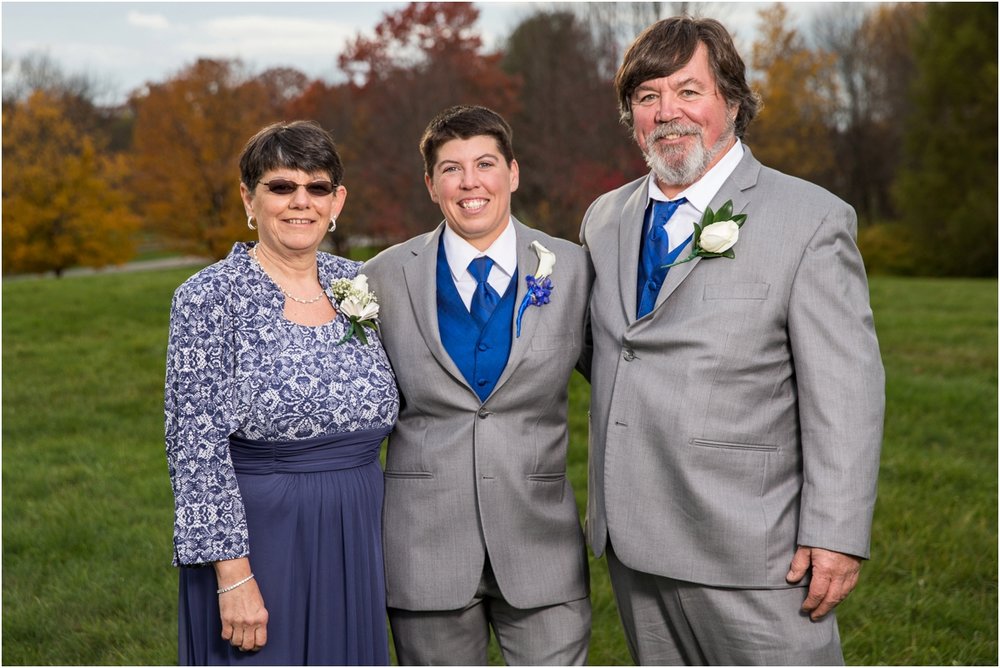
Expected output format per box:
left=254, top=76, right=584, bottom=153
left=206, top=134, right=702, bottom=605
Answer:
left=436, top=239, right=517, bottom=402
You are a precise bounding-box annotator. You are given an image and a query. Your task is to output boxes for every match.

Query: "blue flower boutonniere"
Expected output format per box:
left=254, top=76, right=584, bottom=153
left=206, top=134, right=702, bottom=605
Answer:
left=516, top=241, right=555, bottom=337
left=663, top=200, right=747, bottom=268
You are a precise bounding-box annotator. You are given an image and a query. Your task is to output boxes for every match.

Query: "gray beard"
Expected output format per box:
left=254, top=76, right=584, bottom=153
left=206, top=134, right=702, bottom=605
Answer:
left=641, top=120, right=735, bottom=188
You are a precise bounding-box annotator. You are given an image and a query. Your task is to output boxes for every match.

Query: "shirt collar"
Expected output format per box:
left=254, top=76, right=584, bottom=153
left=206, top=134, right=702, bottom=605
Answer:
left=647, top=140, right=745, bottom=213
left=442, top=217, right=518, bottom=281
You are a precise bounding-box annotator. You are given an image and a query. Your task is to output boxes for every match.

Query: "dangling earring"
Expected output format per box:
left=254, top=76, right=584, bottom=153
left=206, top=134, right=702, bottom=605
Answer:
left=328, top=216, right=337, bottom=233
left=247, top=215, right=257, bottom=230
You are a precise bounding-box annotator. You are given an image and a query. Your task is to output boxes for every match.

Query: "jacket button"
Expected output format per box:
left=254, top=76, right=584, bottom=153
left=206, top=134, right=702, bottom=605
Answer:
left=623, top=349, right=635, bottom=361
left=477, top=408, right=492, bottom=419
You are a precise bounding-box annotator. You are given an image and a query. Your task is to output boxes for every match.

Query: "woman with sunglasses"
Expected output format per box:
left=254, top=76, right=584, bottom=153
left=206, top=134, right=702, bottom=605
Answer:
left=165, top=120, right=399, bottom=665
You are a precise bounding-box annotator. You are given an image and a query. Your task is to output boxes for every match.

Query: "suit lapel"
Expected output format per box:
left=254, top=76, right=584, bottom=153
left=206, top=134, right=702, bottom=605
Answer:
left=401, top=223, right=468, bottom=387
left=618, top=178, right=655, bottom=326
left=649, top=149, right=761, bottom=311
left=491, top=219, right=537, bottom=395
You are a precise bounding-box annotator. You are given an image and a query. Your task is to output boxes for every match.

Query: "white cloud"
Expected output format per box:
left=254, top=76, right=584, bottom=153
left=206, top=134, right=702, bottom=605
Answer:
left=127, top=11, right=170, bottom=30
left=180, top=15, right=359, bottom=59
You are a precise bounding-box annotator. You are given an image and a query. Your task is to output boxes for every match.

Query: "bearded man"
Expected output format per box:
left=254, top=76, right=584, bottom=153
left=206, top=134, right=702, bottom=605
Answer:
left=580, top=16, right=885, bottom=665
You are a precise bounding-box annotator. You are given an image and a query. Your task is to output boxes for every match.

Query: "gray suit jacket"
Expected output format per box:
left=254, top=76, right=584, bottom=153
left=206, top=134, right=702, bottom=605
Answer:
left=363, top=218, right=592, bottom=610
left=581, top=147, right=884, bottom=588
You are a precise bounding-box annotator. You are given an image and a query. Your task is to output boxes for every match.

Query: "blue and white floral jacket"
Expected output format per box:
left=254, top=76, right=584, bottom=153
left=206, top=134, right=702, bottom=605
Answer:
left=164, top=242, right=365, bottom=566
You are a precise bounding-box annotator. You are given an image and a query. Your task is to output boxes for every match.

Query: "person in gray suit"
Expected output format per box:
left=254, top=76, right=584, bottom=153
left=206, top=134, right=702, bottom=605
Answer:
left=581, top=17, right=884, bottom=665
left=363, top=105, right=592, bottom=665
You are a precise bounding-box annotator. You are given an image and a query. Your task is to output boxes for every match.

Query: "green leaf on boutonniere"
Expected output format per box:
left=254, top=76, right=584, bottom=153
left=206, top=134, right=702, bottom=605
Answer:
left=331, top=274, right=380, bottom=346
left=663, top=199, right=747, bottom=268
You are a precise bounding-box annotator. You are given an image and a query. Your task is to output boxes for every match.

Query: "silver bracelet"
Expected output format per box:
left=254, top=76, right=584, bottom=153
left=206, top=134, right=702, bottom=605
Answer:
left=217, top=573, right=254, bottom=595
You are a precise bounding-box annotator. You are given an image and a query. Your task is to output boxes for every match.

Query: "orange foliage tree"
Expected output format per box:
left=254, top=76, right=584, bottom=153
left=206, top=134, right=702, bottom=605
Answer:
left=746, top=4, right=837, bottom=187
left=284, top=81, right=360, bottom=256
left=128, top=59, right=305, bottom=259
left=2, top=91, right=138, bottom=276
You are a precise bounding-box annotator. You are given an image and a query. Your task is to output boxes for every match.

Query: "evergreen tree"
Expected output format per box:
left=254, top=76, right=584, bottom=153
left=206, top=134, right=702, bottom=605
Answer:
left=895, top=2, right=998, bottom=276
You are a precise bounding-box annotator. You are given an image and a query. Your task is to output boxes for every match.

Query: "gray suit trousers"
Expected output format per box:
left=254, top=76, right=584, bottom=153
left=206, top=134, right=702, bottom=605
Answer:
left=388, top=560, right=591, bottom=666
left=607, top=545, right=844, bottom=666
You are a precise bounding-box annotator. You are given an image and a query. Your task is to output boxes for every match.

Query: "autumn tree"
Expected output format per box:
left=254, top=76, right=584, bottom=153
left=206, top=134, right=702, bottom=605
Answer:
left=129, top=59, right=304, bottom=259
left=2, top=91, right=138, bottom=276
left=3, top=50, right=134, bottom=151
left=502, top=10, right=642, bottom=239
left=812, top=3, right=923, bottom=223
left=570, top=3, right=729, bottom=81
left=255, top=67, right=312, bottom=111
left=332, top=2, right=521, bottom=243
left=2, top=51, right=107, bottom=109
left=746, top=4, right=837, bottom=188
left=284, top=81, right=359, bottom=255
left=577, top=2, right=669, bottom=80
left=895, top=2, right=997, bottom=276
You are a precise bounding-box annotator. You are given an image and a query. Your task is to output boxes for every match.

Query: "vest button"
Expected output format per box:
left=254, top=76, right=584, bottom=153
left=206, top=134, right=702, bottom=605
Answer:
left=478, top=343, right=489, bottom=351
left=477, top=379, right=488, bottom=386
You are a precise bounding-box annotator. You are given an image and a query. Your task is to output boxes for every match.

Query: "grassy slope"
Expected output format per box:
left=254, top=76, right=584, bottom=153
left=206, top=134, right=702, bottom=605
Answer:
left=2, top=270, right=996, bottom=665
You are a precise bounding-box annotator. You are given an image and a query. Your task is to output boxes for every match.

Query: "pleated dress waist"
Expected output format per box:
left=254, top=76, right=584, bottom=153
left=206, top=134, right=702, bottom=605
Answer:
left=228, top=426, right=392, bottom=474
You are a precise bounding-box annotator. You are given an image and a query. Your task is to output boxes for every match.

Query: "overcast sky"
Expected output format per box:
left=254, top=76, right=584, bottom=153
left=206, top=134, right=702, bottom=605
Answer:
left=2, top=2, right=833, bottom=106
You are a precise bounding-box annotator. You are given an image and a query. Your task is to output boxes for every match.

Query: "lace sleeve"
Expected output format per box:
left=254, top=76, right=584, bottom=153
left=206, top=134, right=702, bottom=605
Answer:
left=164, top=281, right=248, bottom=566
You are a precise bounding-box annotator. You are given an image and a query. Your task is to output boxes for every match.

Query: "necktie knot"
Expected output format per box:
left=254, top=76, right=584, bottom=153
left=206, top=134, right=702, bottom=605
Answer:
left=468, top=256, right=500, bottom=328
left=468, top=256, right=494, bottom=284
left=637, top=197, right=687, bottom=319
left=653, top=197, right=687, bottom=226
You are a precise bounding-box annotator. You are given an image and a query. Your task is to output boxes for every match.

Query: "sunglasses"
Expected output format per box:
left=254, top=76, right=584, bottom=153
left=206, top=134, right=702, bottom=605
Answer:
left=259, top=179, right=336, bottom=197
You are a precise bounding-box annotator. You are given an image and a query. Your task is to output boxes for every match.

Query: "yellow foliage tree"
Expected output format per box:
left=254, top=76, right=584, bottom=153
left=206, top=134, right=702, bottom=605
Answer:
left=2, top=91, right=138, bottom=276
left=129, top=59, right=289, bottom=259
left=746, top=3, right=838, bottom=185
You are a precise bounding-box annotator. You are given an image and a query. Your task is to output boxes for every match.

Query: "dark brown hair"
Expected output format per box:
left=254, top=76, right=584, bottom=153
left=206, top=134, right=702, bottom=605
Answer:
left=239, top=120, right=344, bottom=191
left=614, top=17, right=761, bottom=138
left=419, top=105, right=515, bottom=176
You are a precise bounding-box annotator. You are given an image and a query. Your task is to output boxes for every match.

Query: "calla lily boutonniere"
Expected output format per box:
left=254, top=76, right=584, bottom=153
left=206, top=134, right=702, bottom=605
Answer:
left=515, top=241, right=555, bottom=337
left=330, top=274, right=380, bottom=345
left=663, top=200, right=747, bottom=268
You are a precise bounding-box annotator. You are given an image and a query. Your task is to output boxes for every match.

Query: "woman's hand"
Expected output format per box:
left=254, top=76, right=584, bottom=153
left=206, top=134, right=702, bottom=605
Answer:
left=214, top=558, right=268, bottom=652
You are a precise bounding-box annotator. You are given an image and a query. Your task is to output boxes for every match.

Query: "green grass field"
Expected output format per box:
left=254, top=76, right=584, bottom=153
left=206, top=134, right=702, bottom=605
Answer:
left=2, top=268, right=996, bottom=665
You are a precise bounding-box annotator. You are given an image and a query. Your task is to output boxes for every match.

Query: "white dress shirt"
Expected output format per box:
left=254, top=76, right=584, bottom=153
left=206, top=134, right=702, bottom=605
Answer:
left=647, top=140, right=745, bottom=252
left=442, top=218, right=517, bottom=311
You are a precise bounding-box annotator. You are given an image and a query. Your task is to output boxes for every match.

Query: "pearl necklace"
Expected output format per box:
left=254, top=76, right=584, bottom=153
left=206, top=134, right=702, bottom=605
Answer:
left=250, top=245, right=326, bottom=305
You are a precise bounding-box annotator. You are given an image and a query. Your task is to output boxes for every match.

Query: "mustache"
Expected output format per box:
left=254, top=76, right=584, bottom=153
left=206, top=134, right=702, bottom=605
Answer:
left=647, top=122, right=702, bottom=141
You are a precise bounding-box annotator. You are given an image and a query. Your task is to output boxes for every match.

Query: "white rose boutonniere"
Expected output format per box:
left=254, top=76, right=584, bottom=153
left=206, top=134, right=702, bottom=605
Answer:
left=664, top=200, right=747, bottom=268
left=698, top=220, right=741, bottom=253
left=516, top=241, right=555, bottom=337
left=330, top=274, right=380, bottom=345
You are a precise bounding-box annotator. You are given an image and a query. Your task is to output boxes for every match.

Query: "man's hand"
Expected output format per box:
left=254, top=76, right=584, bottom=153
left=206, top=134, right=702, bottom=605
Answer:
left=786, top=546, right=862, bottom=621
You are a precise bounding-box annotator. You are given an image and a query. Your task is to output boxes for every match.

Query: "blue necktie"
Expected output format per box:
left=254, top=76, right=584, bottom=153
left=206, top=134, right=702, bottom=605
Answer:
left=468, top=256, right=501, bottom=328
left=637, top=197, right=687, bottom=318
